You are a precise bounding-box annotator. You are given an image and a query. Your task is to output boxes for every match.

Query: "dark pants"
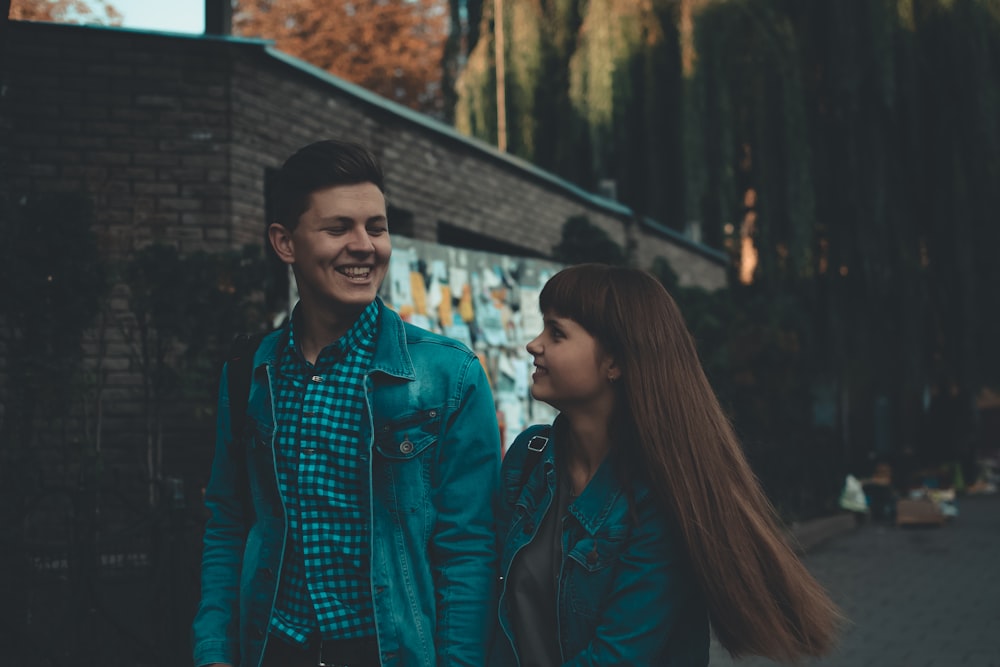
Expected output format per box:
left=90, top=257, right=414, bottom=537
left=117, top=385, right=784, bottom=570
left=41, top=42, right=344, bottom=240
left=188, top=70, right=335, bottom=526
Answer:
left=261, top=635, right=381, bottom=667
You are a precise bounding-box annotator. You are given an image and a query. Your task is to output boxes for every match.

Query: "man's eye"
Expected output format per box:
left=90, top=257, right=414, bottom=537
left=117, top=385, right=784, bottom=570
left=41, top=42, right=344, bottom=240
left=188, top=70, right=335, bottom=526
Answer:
left=368, top=225, right=388, bottom=235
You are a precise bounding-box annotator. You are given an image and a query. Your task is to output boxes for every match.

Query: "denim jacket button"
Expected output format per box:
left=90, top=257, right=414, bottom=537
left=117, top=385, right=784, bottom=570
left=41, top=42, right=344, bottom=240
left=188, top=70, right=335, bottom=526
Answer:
left=399, top=439, right=414, bottom=454
left=428, top=410, right=437, bottom=418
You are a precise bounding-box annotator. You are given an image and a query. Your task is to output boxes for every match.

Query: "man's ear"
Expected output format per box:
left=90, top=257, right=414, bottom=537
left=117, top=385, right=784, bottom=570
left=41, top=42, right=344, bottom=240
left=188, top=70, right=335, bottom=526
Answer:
left=268, top=223, right=295, bottom=265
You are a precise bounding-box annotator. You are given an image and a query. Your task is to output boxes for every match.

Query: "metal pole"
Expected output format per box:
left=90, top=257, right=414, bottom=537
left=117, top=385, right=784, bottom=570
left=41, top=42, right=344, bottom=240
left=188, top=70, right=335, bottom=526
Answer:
left=494, top=0, right=507, bottom=152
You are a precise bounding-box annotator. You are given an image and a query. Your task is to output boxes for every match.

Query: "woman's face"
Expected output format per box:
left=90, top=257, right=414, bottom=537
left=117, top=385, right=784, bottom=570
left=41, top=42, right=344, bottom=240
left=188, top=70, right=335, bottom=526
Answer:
left=525, top=311, right=619, bottom=414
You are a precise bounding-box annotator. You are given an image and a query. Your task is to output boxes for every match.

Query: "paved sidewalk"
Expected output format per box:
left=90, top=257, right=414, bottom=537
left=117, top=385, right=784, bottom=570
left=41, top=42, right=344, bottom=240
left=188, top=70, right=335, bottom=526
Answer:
left=709, top=493, right=1000, bottom=667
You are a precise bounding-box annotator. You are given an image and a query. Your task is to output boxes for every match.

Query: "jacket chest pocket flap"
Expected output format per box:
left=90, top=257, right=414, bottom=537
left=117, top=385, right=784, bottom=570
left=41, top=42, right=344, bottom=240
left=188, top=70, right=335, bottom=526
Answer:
left=567, top=524, right=628, bottom=572
left=373, top=408, right=442, bottom=460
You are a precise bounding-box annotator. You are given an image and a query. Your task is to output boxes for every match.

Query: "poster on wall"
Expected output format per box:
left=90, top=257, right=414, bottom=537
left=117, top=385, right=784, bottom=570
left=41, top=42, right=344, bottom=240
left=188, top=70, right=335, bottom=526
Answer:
left=381, top=237, right=563, bottom=451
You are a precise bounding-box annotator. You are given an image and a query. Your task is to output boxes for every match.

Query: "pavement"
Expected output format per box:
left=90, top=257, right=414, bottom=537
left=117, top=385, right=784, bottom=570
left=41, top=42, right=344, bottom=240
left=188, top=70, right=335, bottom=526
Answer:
left=708, top=493, right=1000, bottom=667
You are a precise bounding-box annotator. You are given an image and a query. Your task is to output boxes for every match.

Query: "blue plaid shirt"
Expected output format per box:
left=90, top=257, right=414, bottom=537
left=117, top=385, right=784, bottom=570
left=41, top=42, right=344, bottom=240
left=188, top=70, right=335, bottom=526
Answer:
left=269, top=300, right=380, bottom=644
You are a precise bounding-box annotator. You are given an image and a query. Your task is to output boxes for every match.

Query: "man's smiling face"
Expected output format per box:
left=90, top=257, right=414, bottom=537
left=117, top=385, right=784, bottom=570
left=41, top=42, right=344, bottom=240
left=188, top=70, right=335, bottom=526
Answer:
left=278, top=182, right=391, bottom=316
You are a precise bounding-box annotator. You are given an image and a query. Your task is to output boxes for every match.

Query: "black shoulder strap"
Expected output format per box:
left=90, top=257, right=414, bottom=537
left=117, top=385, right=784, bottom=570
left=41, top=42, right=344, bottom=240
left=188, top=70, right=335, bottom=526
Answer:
left=518, top=427, right=551, bottom=489
left=226, top=333, right=263, bottom=521
left=226, top=332, right=263, bottom=451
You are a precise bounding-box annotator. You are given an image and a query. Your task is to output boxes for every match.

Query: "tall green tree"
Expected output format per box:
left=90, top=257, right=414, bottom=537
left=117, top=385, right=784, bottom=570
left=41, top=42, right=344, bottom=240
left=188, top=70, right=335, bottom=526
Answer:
left=455, top=0, right=684, bottom=223
left=454, top=0, right=1000, bottom=479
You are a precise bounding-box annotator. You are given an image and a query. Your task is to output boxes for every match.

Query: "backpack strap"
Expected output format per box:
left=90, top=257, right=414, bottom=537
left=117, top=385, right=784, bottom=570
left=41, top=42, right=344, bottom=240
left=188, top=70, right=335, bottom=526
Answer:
left=226, top=332, right=263, bottom=450
left=518, top=427, right=551, bottom=489
left=225, top=332, right=262, bottom=520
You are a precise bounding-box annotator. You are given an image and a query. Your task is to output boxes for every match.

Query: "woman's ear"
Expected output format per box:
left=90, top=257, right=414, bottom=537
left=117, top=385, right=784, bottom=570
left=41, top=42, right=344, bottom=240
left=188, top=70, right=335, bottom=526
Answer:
left=605, top=357, right=622, bottom=383
left=268, top=223, right=295, bottom=265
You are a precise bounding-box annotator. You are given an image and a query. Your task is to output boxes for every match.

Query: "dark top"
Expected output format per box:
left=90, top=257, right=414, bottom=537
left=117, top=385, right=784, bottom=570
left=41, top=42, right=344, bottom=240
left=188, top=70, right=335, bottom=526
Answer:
left=508, top=471, right=574, bottom=666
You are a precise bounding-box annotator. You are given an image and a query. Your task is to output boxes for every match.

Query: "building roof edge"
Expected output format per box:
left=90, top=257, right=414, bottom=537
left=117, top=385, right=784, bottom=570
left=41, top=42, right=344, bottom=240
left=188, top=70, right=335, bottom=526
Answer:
left=8, top=20, right=728, bottom=267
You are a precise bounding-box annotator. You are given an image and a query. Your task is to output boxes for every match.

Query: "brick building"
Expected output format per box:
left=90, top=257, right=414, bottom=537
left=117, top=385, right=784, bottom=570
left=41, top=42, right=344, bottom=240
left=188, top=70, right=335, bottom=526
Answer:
left=2, top=19, right=725, bottom=281
left=1, top=19, right=727, bottom=490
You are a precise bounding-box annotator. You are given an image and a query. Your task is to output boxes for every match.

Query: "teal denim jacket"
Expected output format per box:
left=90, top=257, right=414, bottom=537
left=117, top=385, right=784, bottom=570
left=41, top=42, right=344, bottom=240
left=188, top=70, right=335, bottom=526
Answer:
left=193, top=302, right=501, bottom=667
left=491, top=423, right=709, bottom=666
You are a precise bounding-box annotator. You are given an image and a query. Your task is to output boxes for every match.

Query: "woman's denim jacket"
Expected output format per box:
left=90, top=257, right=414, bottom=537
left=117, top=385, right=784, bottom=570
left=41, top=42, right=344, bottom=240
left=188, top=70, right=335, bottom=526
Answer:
left=490, top=423, right=709, bottom=666
left=193, top=302, right=501, bottom=667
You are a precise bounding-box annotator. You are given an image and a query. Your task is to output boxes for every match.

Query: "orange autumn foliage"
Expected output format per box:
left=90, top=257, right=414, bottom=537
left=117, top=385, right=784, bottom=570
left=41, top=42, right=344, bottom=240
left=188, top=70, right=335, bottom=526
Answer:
left=233, top=0, right=449, bottom=115
left=9, top=0, right=122, bottom=24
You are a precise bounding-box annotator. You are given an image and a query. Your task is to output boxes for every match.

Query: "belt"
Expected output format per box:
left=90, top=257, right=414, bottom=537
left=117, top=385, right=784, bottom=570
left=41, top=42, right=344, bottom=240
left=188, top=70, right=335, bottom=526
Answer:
left=263, top=635, right=381, bottom=667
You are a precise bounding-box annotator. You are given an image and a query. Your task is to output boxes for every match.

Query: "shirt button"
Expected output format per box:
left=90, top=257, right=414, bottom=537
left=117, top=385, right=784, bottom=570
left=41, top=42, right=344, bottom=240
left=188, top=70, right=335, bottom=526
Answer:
left=311, top=375, right=323, bottom=382
left=303, top=448, right=316, bottom=454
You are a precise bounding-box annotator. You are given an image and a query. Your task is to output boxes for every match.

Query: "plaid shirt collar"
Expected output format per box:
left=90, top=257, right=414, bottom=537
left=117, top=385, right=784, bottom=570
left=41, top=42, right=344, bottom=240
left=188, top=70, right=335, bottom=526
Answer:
left=286, top=299, right=381, bottom=370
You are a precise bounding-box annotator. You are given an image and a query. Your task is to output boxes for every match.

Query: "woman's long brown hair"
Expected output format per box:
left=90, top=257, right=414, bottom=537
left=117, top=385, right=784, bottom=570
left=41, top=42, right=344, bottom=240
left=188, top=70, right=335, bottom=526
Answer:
left=539, top=263, right=842, bottom=661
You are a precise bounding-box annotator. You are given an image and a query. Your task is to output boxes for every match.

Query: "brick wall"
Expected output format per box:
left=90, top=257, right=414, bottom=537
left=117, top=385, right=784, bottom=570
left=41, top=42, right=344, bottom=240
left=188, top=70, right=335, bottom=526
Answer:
left=2, top=21, right=726, bottom=278
left=225, top=47, right=726, bottom=285
left=1, top=20, right=727, bottom=492
left=2, top=24, right=243, bottom=257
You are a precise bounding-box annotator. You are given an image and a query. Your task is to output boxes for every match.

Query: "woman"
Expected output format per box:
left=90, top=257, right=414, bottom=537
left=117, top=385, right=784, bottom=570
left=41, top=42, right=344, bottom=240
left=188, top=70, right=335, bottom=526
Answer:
left=491, top=264, right=841, bottom=666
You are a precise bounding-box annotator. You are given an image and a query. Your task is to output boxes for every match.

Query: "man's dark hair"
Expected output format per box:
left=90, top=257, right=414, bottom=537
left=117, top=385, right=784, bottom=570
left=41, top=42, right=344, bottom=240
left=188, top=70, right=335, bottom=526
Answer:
left=270, top=139, right=385, bottom=230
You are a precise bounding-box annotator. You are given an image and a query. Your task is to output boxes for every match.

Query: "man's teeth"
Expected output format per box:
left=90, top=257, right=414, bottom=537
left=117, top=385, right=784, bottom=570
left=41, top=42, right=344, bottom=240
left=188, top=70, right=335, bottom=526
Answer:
left=340, top=267, right=370, bottom=278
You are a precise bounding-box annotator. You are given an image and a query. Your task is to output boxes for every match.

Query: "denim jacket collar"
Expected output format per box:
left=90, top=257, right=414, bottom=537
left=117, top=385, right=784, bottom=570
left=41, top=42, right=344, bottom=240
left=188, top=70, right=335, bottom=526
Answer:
left=255, top=297, right=414, bottom=381
left=568, top=455, right=623, bottom=536
left=369, top=298, right=415, bottom=381
left=542, top=417, right=626, bottom=536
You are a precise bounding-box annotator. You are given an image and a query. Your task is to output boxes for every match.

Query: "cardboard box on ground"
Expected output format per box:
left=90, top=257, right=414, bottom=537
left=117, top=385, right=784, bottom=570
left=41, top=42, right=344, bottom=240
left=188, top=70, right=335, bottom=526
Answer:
left=839, top=459, right=999, bottom=527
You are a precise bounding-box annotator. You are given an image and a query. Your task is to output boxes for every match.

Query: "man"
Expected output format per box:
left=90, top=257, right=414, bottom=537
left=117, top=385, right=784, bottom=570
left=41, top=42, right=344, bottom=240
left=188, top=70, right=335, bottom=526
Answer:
left=193, top=139, right=501, bottom=667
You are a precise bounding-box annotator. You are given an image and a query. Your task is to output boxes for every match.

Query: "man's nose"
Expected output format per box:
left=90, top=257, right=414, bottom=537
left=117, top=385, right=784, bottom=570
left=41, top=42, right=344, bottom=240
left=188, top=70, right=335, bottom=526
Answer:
left=345, top=226, right=374, bottom=252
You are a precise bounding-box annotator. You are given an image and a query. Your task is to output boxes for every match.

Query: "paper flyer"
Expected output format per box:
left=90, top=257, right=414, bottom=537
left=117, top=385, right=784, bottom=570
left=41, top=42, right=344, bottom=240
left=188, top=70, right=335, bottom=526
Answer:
left=381, top=236, right=564, bottom=444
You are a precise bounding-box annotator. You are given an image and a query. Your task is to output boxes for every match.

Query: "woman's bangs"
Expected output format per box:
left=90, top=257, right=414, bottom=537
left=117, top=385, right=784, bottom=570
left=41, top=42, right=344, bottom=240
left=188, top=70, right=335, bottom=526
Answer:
left=538, top=265, right=610, bottom=335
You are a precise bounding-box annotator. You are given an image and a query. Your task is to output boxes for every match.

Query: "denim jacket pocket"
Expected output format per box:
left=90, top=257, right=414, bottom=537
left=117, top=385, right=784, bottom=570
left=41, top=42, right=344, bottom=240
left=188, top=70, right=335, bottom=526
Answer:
left=564, top=525, right=628, bottom=619
left=373, top=408, right=442, bottom=460
left=373, top=409, right=443, bottom=521
left=566, top=525, right=628, bottom=573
